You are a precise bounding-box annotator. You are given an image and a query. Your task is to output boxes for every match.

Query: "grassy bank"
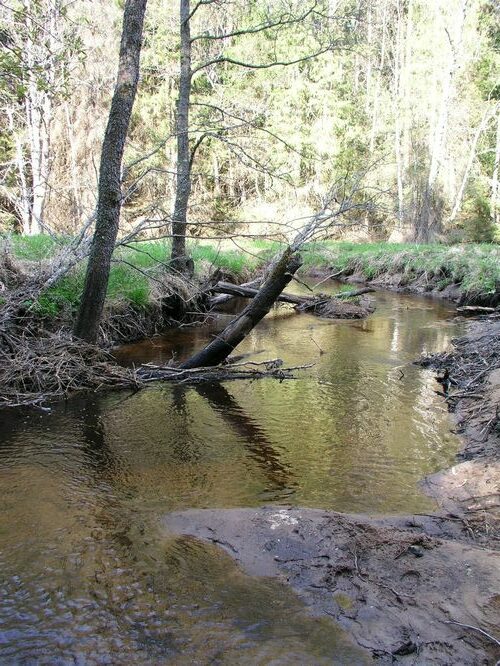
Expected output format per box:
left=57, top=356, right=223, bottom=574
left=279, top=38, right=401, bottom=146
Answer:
left=4, top=237, right=259, bottom=319
left=299, top=241, right=500, bottom=305
left=3, top=237, right=499, bottom=325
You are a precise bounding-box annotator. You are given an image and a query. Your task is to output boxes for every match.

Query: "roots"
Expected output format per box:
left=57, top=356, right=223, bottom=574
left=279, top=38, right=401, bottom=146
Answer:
left=100, top=272, right=208, bottom=344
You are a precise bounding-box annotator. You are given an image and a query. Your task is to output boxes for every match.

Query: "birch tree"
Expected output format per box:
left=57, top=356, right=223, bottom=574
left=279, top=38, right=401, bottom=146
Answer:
left=0, top=0, right=81, bottom=234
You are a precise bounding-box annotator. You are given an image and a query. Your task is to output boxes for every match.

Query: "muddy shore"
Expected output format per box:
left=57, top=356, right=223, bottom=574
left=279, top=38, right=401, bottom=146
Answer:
left=162, top=316, right=500, bottom=664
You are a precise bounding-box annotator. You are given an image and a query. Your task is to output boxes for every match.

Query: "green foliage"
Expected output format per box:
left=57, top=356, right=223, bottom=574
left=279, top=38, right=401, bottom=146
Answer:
left=461, top=187, right=497, bottom=243
left=8, top=237, right=262, bottom=318
left=3, top=233, right=67, bottom=260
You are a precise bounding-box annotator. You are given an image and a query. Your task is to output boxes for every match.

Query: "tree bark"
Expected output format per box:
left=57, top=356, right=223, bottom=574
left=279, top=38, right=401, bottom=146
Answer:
left=416, top=0, right=468, bottom=241
left=210, top=281, right=310, bottom=305
left=393, top=1, right=405, bottom=222
left=181, top=248, right=302, bottom=369
left=73, top=0, right=147, bottom=343
left=170, top=0, right=192, bottom=271
left=210, top=282, right=374, bottom=305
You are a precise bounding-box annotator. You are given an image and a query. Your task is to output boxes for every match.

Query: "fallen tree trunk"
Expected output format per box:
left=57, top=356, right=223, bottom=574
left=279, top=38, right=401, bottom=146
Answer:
left=181, top=247, right=302, bottom=369
left=456, top=306, right=498, bottom=316
left=211, top=281, right=310, bottom=305
left=210, top=282, right=375, bottom=307
left=209, top=278, right=261, bottom=307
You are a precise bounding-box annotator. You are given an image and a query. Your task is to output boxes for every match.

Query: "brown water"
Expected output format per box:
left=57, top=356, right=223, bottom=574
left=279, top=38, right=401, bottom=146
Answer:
left=0, top=287, right=465, bottom=663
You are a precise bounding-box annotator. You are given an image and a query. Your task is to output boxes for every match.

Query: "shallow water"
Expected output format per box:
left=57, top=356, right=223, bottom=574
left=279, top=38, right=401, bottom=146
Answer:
left=0, top=286, right=465, bottom=663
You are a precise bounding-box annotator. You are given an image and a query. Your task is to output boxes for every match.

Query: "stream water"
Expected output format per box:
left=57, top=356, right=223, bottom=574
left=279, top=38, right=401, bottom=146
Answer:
left=0, top=286, right=466, bottom=664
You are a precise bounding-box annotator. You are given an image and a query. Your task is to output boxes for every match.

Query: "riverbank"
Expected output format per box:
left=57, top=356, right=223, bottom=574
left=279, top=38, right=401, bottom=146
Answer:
left=0, top=236, right=498, bottom=411
left=163, top=506, right=500, bottom=664
left=299, top=241, right=500, bottom=307
left=2, top=238, right=499, bottom=344
left=162, top=314, right=500, bottom=664
left=419, top=315, right=500, bottom=547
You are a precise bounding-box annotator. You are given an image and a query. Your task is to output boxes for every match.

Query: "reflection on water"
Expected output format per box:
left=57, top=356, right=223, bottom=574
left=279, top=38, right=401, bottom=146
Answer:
left=0, top=286, right=464, bottom=662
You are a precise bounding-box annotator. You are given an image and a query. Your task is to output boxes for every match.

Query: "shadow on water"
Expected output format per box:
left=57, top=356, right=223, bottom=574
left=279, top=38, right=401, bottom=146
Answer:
left=0, top=285, right=467, bottom=662
left=194, top=382, right=296, bottom=496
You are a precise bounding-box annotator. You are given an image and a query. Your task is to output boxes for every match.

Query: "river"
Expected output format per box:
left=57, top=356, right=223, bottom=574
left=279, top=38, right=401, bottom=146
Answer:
left=0, top=287, right=466, bottom=664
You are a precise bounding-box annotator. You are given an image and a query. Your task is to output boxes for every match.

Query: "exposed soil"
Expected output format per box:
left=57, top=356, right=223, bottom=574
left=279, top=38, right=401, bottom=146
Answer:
left=162, top=316, right=500, bottom=665
left=163, top=507, right=500, bottom=664
left=419, top=316, right=500, bottom=549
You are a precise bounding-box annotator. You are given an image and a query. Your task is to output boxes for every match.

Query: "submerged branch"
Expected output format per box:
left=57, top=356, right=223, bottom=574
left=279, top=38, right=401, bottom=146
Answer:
left=137, top=359, right=313, bottom=384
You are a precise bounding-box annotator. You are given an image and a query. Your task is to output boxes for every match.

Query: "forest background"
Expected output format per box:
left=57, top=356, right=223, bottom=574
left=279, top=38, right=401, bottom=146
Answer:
left=1, top=0, right=499, bottom=250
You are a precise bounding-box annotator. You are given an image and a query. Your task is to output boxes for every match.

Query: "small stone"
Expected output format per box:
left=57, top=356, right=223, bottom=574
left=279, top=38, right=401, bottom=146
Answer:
left=408, top=545, right=424, bottom=558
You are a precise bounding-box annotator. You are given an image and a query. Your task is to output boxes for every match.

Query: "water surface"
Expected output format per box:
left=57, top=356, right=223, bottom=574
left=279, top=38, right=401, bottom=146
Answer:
left=0, top=287, right=465, bottom=663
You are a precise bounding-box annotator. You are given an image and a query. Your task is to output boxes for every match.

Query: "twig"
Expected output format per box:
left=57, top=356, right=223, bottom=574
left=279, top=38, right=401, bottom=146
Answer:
left=312, top=270, right=344, bottom=289
left=444, top=620, right=500, bottom=647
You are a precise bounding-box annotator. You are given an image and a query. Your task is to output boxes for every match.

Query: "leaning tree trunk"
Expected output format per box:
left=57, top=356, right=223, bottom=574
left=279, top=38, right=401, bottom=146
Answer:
left=181, top=247, right=302, bottom=369
left=170, top=0, right=192, bottom=272
left=73, top=0, right=147, bottom=343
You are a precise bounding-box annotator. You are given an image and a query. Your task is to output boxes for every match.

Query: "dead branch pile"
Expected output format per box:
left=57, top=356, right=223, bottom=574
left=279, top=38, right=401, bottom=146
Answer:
left=0, top=331, right=311, bottom=409
left=137, top=358, right=313, bottom=384
left=0, top=333, right=138, bottom=408
left=0, top=245, right=29, bottom=290
left=101, top=270, right=208, bottom=344
left=418, top=317, right=500, bottom=442
left=418, top=318, right=500, bottom=392
left=297, top=295, right=375, bottom=319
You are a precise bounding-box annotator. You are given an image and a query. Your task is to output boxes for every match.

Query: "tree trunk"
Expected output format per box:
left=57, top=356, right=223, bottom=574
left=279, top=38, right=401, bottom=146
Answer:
left=417, top=0, right=468, bottom=241
left=181, top=248, right=302, bottom=369
left=369, top=0, right=387, bottom=154
left=73, top=0, right=147, bottom=343
left=23, top=0, right=59, bottom=235
left=211, top=281, right=309, bottom=305
left=210, top=282, right=374, bottom=305
left=492, top=110, right=500, bottom=225
left=393, top=2, right=405, bottom=222
left=65, top=101, right=83, bottom=224
left=170, top=0, right=192, bottom=271
left=6, top=107, right=31, bottom=233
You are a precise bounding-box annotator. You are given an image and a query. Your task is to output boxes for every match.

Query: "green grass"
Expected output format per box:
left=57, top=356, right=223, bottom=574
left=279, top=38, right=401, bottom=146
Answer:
left=5, top=234, right=70, bottom=260
left=3, top=236, right=259, bottom=317
left=3, top=235, right=499, bottom=317
left=298, top=241, right=500, bottom=298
